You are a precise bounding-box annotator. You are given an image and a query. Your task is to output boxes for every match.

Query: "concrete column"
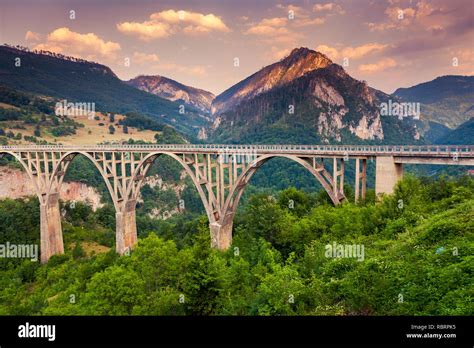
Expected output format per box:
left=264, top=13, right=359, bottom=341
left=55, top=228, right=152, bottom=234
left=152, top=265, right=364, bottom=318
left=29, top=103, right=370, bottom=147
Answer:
left=209, top=220, right=233, bottom=250
left=355, top=158, right=367, bottom=202
left=116, top=200, right=138, bottom=255
left=375, top=156, right=403, bottom=196
left=40, top=192, right=64, bottom=263
left=355, top=159, right=360, bottom=202
left=361, top=159, right=367, bottom=200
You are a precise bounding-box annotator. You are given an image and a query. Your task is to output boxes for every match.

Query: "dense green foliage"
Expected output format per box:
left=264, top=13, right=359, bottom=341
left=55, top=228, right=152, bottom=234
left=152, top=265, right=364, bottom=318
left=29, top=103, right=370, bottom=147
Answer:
left=119, top=112, right=167, bottom=132
left=0, top=176, right=472, bottom=315
left=436, top=118, right=474, bottom=145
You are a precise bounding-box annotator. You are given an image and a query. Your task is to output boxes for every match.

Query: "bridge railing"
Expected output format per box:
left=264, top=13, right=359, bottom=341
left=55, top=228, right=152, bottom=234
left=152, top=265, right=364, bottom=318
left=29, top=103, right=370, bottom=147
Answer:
left=0, top=144, right=472, bottom=156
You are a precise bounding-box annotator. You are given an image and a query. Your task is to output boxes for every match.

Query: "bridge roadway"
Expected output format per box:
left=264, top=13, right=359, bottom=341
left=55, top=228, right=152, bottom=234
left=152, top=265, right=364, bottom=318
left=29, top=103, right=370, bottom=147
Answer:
left=0, top=144, right=472, bottom=263
left=2, top=144, right=473, bottom=158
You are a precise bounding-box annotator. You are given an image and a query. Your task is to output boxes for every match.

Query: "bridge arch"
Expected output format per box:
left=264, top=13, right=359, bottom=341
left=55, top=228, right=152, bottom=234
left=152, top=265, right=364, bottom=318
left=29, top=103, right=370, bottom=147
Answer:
left=125, top=152, right=216, bottom=224
left=206, top=153, right=346, bottom=250
left=221, top=154, right=341, bottom=221
left=49, top=151, right=119, bottom=211
left=46, top=150, right=223, bottom=256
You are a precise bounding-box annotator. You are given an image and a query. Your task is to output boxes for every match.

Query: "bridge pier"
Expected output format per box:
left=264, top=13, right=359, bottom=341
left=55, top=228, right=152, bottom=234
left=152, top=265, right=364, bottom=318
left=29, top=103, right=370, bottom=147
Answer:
left=354, top=158, right=367, bottom=202
left=209, top=220, right=233, bottom=250
left=375, top=156, right=403, bottom=196
left=40, top=192, right=64, bottom=263
left=115, top=200, right=138, bottom=255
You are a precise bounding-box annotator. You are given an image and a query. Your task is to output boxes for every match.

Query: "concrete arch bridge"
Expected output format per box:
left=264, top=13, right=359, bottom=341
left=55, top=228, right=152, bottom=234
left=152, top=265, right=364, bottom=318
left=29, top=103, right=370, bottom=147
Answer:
left=0, top=144, right=472, bottom=263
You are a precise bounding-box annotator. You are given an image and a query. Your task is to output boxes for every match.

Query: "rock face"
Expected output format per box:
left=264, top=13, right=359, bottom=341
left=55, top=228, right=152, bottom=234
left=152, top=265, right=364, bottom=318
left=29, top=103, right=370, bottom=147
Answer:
left=139, top=173, right=187, bottom=219
left=197, top=127, right=208, bottom=140
left=126, top=75, right=215, bottom=114
left=0, top=167, right=103, bottom=210
left=211, top=47, right=332, bottom=115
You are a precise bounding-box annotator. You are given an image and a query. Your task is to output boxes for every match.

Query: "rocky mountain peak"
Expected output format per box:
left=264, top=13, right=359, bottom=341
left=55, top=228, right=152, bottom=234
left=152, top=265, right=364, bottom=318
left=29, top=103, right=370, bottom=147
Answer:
left=283, top=47, right=332, bottom=67
left=126, top=75, right=215, bottom=114
left=211, top=47, right=333, bottom=115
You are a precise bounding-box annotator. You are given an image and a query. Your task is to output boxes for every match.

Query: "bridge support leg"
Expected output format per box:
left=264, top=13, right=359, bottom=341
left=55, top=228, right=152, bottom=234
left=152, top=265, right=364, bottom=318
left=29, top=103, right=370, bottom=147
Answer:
left=355, top=158, right=367, bottom=202
left=375, top=156, right=403, bottom=196
left=40, top=192, right=64, bottom=263
left=332, top=157, right=345, bottom=201
left=209, top=220, right=233, bottom=250
left=116, top=200, right=138, bottom=255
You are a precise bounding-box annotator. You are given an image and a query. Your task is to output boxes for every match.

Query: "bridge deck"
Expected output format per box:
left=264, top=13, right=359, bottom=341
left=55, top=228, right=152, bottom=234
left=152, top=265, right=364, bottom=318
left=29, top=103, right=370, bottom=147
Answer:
left=1, top=144, right=473, bottom=158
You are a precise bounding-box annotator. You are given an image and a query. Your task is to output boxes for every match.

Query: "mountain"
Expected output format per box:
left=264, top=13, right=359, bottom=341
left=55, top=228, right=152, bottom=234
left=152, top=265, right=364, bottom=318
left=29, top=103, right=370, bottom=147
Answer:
left=211, top=47, right=332, bottom=115
left=0, top=45, right=208, bottom=137
left=126, top=75, right=215, bottom=114
left=210, top=47, right=420, bottom=144
left=393, top=75, right=474, bottom=129
left=415, top=120, right=451, bottom=144
left=435, top=117, right=474, bottom=145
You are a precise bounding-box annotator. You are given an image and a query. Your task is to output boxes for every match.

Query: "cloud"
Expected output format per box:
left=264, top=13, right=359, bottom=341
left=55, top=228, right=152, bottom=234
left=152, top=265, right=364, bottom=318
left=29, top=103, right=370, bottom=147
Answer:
left=449, top=48, right=474, bottom=74
left=117, top=9, right=230, bottom=41
left=313, top=3, right=345, bottom=14
left=316, top=43, right=388, bottom=60
left=33, top=27, right=121, bottom=60
left=358, top=58, right=397, bottom=73
left=341, top=43, right=389, bottom=59
left=454, top=48, right=474, bottom=63
left=117, top=21, right=170, bottom=40
left=366, top=5, right=418, bottom=32
left=132, top=52, right=160, bottom=64
left=366, top=22, right=395, bottom=31
left=295, top=17, right=325, bottom=27
left=315, top=44, right=340, bottom=60
left=25, top=30, right=42, bottom=42
left=244, top=17, right=291, bottom=36
left=151, top=10, right=229, bottom=32
left=246, top=4, right=326, bottom=39
left=276, top=4, right=326, bottom=27
left=366, top=1, right=458, bottom=32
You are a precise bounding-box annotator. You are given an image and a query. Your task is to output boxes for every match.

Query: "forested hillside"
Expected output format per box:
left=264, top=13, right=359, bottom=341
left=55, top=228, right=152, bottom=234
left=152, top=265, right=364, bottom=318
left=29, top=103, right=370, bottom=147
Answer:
left=0, top=175, right=472, bottom=315
left=0, top=45, right=208, bottom=137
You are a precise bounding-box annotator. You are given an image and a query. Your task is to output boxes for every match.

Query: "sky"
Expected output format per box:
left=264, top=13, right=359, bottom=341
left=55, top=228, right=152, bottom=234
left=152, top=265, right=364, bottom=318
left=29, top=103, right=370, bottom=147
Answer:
left=1, top=0, right=473, bottom=95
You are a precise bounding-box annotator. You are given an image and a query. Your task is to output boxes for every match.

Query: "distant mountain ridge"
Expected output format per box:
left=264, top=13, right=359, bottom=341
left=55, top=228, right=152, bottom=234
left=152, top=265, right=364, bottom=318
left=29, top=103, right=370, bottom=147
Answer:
left=393, top=75, right=474, bottom=128
left=126, top=75, right=215, bottom=114
left=211, top=47, right=333, bottom=115
left=435, top=117, right=474, bottom=145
